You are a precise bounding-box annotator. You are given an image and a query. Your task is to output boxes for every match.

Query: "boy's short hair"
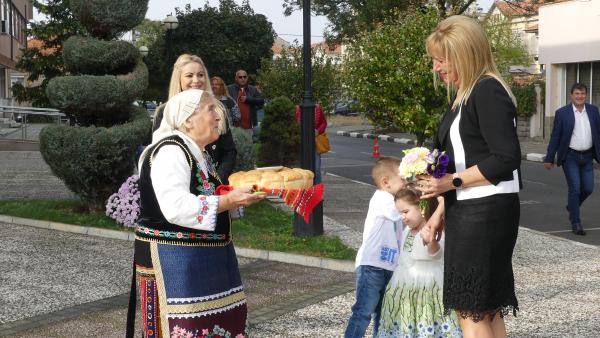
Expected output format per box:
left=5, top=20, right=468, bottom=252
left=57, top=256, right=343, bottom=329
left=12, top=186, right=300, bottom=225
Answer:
left=371, top=156, right=402, bottom=189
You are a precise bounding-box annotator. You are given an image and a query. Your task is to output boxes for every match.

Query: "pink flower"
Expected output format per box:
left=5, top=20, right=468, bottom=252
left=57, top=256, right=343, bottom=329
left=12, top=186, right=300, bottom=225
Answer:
left=202, top=329, right=209, bottom=335
left=404, top=152, right=418, bottom=164
left=235, top=334, right=246, bottom=338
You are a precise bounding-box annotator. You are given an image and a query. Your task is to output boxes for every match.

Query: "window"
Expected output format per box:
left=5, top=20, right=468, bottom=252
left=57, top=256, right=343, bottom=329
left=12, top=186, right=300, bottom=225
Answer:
left=565, top=62, right=600, bottom=105
left=565, top=63, right=577, bottom=103
left=593, top=62, right=600, bottom=107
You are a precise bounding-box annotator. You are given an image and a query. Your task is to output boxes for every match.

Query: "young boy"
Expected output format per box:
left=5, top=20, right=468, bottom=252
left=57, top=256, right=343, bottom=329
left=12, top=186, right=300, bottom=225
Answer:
left=345, top=156, right=405, bottom=338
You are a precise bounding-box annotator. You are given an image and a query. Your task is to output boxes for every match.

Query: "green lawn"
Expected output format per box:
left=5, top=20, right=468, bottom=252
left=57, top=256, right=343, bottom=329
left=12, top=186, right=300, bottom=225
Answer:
left=0, top=199, right=356, bottom=260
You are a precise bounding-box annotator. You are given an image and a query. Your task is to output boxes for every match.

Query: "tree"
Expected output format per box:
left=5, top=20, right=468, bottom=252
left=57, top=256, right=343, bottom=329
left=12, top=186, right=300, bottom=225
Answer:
left=133, top=19, right=163, bottom=49
left=11, top=0, right=86, bottom=107
left=343, top=7, right=445, bottom=145
left=40, top=0, right=151, bottom=210
left=143, top=0, right=275, bottom=101
left=484, top=13, right=531, bottom=78
left=282, top=0, right=479, bottom=43
left=257, top=97, right=300, bottom=167
left=257, top=43, right=341, bottom=113
left=283, top=0, right=557, bottom=44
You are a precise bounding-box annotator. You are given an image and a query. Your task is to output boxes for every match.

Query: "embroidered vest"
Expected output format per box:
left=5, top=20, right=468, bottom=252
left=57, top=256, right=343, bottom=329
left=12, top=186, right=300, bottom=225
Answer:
left=136, top=136, right=231, bottom=246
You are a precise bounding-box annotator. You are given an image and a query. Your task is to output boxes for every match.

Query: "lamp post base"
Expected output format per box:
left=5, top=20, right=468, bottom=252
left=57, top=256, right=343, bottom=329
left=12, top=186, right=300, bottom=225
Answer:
left=294, top=202, right=323, bottom=237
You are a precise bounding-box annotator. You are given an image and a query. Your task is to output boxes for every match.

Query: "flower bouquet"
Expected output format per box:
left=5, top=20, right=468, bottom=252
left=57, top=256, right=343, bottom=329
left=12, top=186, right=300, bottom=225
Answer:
left=399, top=147, right=449, bottom=214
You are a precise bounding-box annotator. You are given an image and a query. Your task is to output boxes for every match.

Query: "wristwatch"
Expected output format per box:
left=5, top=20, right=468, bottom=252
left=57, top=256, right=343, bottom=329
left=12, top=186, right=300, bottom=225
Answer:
left=452, top=173, right=463, bottom=189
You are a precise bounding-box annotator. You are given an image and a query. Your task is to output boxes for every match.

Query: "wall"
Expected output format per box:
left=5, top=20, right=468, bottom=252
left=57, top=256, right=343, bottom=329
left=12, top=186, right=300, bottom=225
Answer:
left=539, top=0, right=600, bottom=65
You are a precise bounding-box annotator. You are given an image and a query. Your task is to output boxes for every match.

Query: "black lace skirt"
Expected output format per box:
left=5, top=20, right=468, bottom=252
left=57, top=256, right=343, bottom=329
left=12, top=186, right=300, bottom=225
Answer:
left=443, top=192, right=519, bottom=321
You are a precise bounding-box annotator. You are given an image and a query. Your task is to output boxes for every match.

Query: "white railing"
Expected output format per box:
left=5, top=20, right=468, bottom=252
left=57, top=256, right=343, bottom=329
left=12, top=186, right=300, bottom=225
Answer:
left=0, top=105, right=67, bottom=141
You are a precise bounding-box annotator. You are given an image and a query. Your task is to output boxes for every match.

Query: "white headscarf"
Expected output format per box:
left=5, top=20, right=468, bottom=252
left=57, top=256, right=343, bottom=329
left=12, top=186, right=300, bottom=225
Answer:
left=138, top=89, right=204, bottom=169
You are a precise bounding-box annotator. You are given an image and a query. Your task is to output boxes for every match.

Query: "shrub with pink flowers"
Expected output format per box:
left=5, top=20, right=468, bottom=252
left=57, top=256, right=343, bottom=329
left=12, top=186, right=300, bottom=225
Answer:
left=106, top=175, right=140, bottom=227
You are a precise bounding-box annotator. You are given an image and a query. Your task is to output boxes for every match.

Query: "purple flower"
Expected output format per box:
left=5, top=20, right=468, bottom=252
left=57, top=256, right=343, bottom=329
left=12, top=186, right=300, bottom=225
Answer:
left=426, top=149, right=449, bottom=178
left=106, top=175, right=140, bottom=228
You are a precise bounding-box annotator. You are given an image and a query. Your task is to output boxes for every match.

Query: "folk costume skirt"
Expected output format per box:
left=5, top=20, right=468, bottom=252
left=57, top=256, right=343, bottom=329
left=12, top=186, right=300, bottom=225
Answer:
left=443, top=192, right=519, bottom=321
left=133, top=240, right=247, bottom=337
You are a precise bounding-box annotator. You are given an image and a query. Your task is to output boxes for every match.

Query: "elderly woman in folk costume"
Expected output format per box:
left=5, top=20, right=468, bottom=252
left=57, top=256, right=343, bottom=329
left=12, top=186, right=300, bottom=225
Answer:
left=126, top=89, right=263, bottom=338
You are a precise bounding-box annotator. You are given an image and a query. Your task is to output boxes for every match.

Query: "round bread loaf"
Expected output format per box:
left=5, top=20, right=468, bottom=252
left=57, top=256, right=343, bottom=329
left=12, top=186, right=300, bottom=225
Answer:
left=279, top=169, right=305, bottom=189
left=292, top=168, right=314, bottom=188
left=260, top=172, right=284, bottom=190
left=229, top=167, right=314, bottom=191
left=228, top=171, right=246, bottom=188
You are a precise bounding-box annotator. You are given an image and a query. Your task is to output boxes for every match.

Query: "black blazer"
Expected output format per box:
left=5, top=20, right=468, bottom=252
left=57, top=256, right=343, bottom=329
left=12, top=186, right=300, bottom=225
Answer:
left=206, top=127, right=237, bottom=184
left=544, top=103, right=600, bottom=166
left=436, top=76, right=521, bottom=189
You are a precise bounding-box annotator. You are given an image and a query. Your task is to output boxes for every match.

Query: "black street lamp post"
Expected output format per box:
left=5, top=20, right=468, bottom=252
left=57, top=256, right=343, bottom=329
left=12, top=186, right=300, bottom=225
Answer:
left=163, top=14, right=179, bottom=83
left=294, top=0, right=323, bottom=237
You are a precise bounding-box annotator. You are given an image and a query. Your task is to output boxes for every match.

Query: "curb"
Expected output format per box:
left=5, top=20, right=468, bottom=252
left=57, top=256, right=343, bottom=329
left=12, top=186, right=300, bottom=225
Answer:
left=336, top=130, right=418, bottom=145
left=336, top=130, right=548, bottom=163
left=0, top=214, right=355, bottom=273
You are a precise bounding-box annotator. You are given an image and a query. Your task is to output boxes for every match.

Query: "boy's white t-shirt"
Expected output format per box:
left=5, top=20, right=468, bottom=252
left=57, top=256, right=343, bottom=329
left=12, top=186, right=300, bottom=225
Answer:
left=355, top=189, right=404, bottom=271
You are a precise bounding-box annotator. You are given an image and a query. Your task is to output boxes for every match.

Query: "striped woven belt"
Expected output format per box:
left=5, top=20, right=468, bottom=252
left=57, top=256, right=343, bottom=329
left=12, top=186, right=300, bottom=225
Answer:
left=135, top=225, right=230, bottom=247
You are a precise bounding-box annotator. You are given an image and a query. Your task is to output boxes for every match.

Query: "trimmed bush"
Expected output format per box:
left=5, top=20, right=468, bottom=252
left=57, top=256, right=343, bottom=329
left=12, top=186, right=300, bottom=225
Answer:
left=63, top=36, right=140, bottom=75
left=257, top=97, right=300, bottom=167
left=231, top=127, right=255, bottom=171
left=69, top=0, right=148, bottom=39
left=40, top=108, right=151, bottom=210
left=41, top=0, right=151, bottom=211
left=46, top=61, right=148, bottom=125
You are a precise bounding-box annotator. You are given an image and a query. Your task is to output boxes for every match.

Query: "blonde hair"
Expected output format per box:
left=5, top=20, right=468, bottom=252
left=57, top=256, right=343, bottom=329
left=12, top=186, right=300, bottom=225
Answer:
left=168, top=54, right=226, bottom=133
left=425, top=15, right=516, bottom=110
left=210, top=76, right=231, bottom=98
left=371, top=156, right=402, bottom=189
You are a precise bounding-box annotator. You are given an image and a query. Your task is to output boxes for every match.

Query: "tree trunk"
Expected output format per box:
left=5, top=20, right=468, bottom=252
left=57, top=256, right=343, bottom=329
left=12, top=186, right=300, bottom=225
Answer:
left=416, top=132, right=426, bottom=146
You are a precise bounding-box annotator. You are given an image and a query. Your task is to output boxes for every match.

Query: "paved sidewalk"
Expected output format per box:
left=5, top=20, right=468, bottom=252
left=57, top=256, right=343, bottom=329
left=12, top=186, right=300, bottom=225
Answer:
left=2, top=150, right=600, bottom=337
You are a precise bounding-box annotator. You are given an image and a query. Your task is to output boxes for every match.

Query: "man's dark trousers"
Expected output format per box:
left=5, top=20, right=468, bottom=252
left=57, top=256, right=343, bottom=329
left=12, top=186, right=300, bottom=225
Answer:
left=563, top=148, right=594, bottom=227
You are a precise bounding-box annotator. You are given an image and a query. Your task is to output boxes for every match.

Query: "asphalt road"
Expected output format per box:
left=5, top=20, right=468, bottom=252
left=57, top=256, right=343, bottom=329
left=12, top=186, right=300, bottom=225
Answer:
left=322, top=133, right=600, bottom=246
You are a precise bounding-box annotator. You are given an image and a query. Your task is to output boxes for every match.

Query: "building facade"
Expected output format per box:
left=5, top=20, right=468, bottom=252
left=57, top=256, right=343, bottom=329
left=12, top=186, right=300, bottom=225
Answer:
left=538, top=0, right=600, bottom=138
left=487, top=0, right=543, bottom=75
left=0, top=0, right=32, bottom=105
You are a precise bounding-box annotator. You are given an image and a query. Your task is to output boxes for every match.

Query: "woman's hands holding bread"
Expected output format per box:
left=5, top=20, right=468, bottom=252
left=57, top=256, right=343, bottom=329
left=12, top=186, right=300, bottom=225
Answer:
left=217, top=186, right=265, bottom=212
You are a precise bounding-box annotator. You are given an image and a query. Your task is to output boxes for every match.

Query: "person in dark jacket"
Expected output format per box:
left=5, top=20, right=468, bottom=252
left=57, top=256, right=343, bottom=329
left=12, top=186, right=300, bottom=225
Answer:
left=152, top=54, right=237, bottom=183
left=543, top=82, right=600, bottom=236
left=227, top=69, right=264, bottom=141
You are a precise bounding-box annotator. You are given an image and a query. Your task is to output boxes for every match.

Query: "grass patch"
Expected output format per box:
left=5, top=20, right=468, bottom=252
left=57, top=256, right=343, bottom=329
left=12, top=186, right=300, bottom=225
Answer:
left=0, top=199, right=356, bottom=260
left=233, top=201, right=357, bottom=260
left=0, top=199, right=124, bottom=230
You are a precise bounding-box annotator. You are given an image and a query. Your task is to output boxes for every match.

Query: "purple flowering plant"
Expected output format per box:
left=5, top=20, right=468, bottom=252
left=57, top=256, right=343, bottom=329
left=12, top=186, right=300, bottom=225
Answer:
left=106, top=175, right=140, bottom=227
left=425, top=149, right=449, bottom=178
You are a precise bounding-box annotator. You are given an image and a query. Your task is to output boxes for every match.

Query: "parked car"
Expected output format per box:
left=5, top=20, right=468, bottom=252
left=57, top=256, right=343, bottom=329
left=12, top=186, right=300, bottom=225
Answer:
left=333, top=100, right=359, bottom=116
left=143, top=101, right=157, bottom=116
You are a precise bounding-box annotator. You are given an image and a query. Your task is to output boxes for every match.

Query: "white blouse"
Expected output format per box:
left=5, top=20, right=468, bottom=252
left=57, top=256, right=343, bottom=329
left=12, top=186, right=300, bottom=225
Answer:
left=148, top=131, right=220, bottom=231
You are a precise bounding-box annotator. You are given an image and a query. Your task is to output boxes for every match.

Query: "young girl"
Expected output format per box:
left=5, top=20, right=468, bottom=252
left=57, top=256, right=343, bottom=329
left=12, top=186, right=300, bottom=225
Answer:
left=377, top=185, right=462, bottom=337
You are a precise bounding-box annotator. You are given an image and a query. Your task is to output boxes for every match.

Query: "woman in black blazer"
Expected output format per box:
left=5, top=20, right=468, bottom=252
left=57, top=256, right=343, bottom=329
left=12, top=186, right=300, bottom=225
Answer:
left=152, top=54, right=237, bottom=183
left=417, top=16, right=521, bottom=338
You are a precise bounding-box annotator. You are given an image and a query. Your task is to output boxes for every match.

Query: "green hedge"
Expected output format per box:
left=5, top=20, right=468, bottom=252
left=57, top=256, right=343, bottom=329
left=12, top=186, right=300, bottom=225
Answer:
left=46, top=62, right=148, bottom=124
left=63, top=36, right=140, bottom=75
left=512, top=82, right=544, bottom=119
left=231, top=127, right=256, bottom=171
left=39, top=108, right=151, bottom=210
left=257, top=97, right=300, bottom=167
left=69, top=0, right=149, bottom=39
